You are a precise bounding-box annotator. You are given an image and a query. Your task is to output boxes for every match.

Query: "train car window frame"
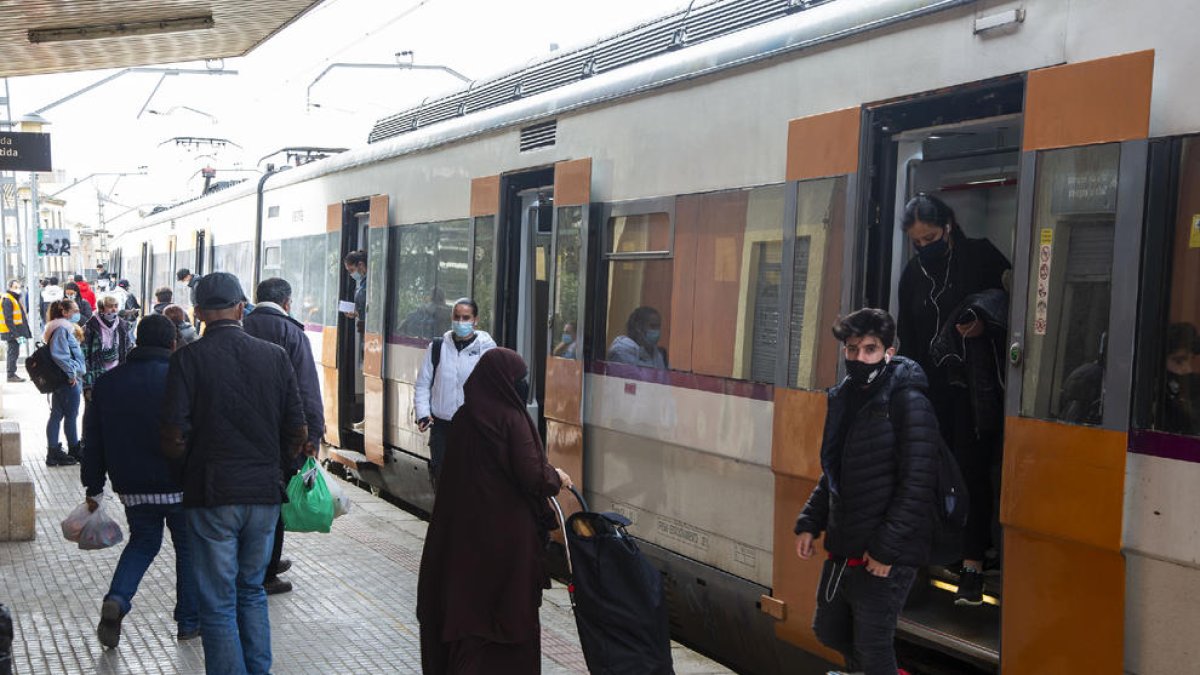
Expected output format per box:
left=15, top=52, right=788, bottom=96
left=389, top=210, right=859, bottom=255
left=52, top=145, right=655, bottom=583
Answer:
left=603, top=197, right=675, bottom=260
left=1134, top=134, right=1200, bottom=441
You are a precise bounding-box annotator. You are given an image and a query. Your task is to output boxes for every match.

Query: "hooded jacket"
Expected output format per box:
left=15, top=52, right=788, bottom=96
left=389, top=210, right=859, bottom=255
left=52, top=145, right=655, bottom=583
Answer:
left=794, top=356, right=940, bottom=566
left=927, top=288, right=1008, bottom=435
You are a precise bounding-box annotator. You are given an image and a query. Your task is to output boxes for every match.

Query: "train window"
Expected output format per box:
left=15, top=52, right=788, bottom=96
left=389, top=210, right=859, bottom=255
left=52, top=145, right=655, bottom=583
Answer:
left=1020, top=144, right=1121, bottom=425
left=603, top=259, right=673, bottom=368
left=471, top=216, right=496, bottom=333
left=364, top=227, right=388, bottom=336
left=550, top=207, right=583, bottom=360
left=788, top=177, right=845, bottom=389
left=1147, top=137, right=1200, bottom=437
left=390, top=220, right=470, bottom=341
left=606, top=212, right=671, bottom=255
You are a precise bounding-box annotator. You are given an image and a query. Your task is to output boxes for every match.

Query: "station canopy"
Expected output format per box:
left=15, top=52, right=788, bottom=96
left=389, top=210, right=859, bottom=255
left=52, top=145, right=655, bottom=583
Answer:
left=0, top=1, right=323, bottom=77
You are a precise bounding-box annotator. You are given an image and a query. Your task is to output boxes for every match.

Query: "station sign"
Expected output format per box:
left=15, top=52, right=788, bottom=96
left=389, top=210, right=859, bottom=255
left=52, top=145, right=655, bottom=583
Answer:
left=0, top=132, right=53, bottom=172
left=37, top=229, right=71, bottom=257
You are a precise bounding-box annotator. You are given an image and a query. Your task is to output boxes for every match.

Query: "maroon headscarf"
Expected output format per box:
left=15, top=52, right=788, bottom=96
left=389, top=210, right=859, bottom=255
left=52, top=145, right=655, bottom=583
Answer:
left=458, top=347, right=542, bottom=458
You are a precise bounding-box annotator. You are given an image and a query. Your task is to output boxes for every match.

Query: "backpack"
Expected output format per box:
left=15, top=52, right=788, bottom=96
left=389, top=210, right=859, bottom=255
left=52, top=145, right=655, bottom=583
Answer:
left=430, top=336, right=443, bottom=382
left=25, top=342, right=69, bottom=394
left=889, top=391, right=970, bottom=565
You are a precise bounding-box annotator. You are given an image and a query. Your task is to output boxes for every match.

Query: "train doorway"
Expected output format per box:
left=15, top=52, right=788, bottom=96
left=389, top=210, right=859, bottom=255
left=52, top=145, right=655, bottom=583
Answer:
left=497, top=168, right=555, bottom=438
left=331, top=198, right=371, bottom=453
left=861, top=76, right=1025, bottom=669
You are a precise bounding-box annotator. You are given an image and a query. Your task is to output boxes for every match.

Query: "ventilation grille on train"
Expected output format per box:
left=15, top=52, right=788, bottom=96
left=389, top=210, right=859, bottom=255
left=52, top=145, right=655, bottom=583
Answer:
left=520, top=120, right=557, bottom=151
left=368, top=0, right=835, bottom=143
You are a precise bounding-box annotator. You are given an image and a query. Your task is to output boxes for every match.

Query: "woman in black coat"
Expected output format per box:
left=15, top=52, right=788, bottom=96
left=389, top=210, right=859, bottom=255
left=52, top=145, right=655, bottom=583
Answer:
left=895, top=193, right=1010, bottom=606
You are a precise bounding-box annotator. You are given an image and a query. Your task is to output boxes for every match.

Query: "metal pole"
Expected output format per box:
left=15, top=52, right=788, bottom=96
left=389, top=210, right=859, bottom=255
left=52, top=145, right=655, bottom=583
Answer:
left=26, top=172, right=40, bottom=337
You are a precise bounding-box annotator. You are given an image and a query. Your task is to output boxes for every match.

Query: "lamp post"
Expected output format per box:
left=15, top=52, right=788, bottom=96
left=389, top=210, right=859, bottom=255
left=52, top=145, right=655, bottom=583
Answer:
left=18, top=112, right=49, bottom=336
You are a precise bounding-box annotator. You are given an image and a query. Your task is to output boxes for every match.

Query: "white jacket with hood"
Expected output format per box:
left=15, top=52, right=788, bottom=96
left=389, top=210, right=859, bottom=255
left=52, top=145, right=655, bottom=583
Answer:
left=414, top=329, right=497, bottom=421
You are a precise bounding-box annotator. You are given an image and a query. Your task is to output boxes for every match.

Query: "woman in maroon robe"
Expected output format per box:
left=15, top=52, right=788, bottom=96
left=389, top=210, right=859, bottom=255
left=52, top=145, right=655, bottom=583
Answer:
left=417, top=348, right=573, bottom=674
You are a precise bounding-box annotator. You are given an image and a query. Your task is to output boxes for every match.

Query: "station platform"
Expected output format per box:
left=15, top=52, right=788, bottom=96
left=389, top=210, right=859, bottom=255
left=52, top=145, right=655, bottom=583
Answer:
left=0, top=374, right=731, bottom=674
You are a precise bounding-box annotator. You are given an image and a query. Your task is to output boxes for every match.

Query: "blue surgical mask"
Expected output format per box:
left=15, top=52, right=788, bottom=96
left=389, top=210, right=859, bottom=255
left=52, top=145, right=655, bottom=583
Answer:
left=70, top=313, right=81, bottom=323
left=644, top=329, right=661, bottom=345
left=561, top=333, right=574, bottom=345
left=350, top=271, right=365, bottom=282
left=452, top=321, right=474, bottom=338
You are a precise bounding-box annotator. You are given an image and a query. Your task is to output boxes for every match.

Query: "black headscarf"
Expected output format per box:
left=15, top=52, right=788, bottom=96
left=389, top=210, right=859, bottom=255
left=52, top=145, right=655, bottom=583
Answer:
left=458, top=348, right=542, bottom=458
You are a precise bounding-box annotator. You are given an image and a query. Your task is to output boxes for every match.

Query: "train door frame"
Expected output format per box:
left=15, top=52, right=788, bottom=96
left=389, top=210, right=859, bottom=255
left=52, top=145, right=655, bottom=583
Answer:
left=361, top=195, right=391, bottom=466
left=326, top=197, right=372, bottom=453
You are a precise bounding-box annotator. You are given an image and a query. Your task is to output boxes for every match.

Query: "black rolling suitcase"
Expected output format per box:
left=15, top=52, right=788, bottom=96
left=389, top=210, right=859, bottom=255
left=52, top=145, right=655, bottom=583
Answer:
left=551, top=488, right=674, bottom=675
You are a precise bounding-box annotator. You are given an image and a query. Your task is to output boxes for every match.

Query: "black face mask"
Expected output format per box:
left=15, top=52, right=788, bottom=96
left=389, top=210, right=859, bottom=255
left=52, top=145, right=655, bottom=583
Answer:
left=914, top=230, right=950, bottom=261
left=514, top=375, right=530, bottom=403
left=845, top=359, right=888, bottom=387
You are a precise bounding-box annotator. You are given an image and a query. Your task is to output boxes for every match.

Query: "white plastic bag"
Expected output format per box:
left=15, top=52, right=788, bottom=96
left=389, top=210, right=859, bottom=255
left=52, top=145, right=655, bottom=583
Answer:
left=61, top=501, right=91, bottom=543
left=322, top=466, right=352, bottom=519
left=77, top=499, right=124, bottom=550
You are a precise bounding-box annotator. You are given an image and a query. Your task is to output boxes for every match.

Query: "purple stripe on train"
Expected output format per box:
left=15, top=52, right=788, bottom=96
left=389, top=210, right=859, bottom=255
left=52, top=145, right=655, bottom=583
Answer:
left=587, top=360, right=774, bottom=402
left=1129, top=430, right=1200, bottom=464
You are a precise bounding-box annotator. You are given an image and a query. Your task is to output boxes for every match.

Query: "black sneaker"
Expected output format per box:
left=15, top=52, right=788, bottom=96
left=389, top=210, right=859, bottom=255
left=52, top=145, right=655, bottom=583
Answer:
left=955, top=568, right=984, bottom=606
left=46, top=445, right=79, bottom=467
left=97, top=598, right=123, bottom=648
left=177, top=627, right=201, bottom=641
left=274, top=558, right=292, bottom=576
left=263, top=577, right=293, bottom=595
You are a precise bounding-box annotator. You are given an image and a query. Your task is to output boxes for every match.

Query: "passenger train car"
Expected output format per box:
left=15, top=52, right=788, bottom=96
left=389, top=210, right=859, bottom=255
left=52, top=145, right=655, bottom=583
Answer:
left=114, top=0, right=1200, bottom=672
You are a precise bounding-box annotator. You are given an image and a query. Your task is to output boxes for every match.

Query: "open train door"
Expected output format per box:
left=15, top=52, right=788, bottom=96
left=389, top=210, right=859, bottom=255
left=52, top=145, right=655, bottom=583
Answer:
left=322, top=203, right=344, bottom=449
left=1000, top=50, right=1153, bottom=675
left=362, top=195, right=390, bottom=465
left=544, top=159, right=592, bottom=505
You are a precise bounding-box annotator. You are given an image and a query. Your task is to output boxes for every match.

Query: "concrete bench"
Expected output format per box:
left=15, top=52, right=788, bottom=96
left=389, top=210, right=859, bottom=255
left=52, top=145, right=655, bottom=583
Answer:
left=0, top=420, right=19, bottom=466
left=0, top=465, right=34, bottom=541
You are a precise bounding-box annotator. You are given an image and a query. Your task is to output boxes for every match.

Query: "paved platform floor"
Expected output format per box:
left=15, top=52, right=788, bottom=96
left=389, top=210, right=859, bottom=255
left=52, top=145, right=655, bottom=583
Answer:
left=0, top=374, right=731, bottom=674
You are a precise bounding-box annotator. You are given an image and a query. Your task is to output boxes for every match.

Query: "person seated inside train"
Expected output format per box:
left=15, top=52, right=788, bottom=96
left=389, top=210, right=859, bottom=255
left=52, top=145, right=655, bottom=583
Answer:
left=794, top=308, right=938, bottom=675
left=1058, top=332, right=1106, bottom=426
left=894, top=192, right=1009, bottom=607
left=1162, top=322, right=1200, bottom=436
left=398, top=287, right=452, bottom=340
left=553, top=321, right=577, bottom=359
left=607, top=306, right=667, bottom=369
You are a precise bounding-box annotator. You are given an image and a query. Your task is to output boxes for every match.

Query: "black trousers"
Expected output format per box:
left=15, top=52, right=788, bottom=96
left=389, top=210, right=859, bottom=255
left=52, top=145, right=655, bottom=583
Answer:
left=4, top=338, right=18, bottom=378
left=428, top=420, right=451, bottom=481
left=953, top=431, right=1003, bottom=561
left=813, top=559, right=916, bottom=675
left=266, top=516, right=285, bottom=579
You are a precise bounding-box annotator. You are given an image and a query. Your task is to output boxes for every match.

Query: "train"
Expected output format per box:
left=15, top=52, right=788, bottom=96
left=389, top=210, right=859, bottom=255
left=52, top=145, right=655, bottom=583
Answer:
left=112, top=0, right=1200, bottom=673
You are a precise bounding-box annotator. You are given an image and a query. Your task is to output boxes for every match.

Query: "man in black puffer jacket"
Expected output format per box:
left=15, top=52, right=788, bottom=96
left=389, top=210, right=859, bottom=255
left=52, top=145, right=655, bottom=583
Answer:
left=794, top=308, right=940, bottom=675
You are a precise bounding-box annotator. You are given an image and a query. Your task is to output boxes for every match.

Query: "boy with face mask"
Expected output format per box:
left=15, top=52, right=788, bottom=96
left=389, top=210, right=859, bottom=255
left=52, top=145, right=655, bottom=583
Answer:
left=793, top=308, right=940, bottom=675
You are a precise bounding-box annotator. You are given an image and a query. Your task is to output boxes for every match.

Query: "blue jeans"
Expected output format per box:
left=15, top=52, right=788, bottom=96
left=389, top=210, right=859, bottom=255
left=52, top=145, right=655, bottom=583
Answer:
left=46, top=381, right=81, bottom=447
left=106, top=503, right=198, bottom=632
left=186, top=504, right=279, bottom=675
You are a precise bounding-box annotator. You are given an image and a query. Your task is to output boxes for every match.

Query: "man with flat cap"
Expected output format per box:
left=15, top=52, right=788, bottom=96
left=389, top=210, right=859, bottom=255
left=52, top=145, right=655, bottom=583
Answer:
left=161, top=272, right=307, bottom=675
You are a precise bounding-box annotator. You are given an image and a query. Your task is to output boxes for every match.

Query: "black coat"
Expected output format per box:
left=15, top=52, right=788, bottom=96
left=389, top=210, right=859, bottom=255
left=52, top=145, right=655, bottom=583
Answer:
left=928, top=288, right=1009, bottom=435
left=794, top=357, right=940, bottom=566
left=161, top=320, right=307, bottom=507
left=82, top=347, right=181, bottom=497
left=243, top=304, right=325, bottom=445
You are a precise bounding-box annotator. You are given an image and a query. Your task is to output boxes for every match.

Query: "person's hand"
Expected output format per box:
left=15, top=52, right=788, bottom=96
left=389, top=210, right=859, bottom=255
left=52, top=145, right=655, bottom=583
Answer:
left=16, top=336, right=26, bottom=345
left=68, top=378, right=77, bottom=387
left=83, top=388, right=92, bottom=402
left=416, top=417, right=431, bottom=432
left=85, top=496, right=99, bottom=513
left=795, top=532, right=815, bottom=560
left=304, top=441, right=319, bottom=457
left=956, top=319, right=984, bottom=339
left=343, top=310, right=358, bottom=319
left=555, top=467, right=574, bottom=490
left=864, top=551, right=891, bottom=577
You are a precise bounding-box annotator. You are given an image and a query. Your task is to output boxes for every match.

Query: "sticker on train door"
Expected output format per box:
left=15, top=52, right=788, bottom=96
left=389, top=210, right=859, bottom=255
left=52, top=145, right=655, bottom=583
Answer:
left=1034, top=228, right=1053, bottom=336
left=1190, top=214, right=1200, bottom=248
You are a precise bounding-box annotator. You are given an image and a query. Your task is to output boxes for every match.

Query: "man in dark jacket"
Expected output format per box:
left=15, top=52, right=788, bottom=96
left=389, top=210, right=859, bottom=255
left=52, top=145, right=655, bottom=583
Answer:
left=1, top=279, right=33, bottom=382
left=794, top=308, right=939, bottom=675
left=161, top=272, right=307, bottom=675
left=243, top=277, right=325, bottom=595
left=82, top=314, right=198, bottom=648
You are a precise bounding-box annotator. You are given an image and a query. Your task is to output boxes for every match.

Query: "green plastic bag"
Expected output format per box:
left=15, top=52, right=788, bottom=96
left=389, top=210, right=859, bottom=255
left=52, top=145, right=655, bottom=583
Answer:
left=281, top=457, right=335, bottom=533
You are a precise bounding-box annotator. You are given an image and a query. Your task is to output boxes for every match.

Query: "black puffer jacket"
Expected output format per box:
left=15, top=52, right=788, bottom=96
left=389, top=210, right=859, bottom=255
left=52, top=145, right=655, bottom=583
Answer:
left=794, top=357, right=940, bottom=566
left=161, top=320, right=307, bottom=507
